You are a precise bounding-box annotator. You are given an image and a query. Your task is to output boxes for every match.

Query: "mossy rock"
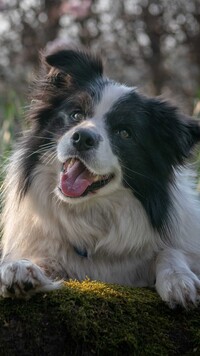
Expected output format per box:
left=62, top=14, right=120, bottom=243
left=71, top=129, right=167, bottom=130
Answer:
left=0, top=280, right=199, bottom=355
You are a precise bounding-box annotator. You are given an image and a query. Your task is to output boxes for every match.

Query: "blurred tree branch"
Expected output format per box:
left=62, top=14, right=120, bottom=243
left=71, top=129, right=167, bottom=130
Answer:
left=0, top=0, right=200, bottom=113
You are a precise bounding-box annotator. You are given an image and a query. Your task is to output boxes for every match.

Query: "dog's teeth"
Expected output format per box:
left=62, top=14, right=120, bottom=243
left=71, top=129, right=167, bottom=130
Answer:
left=93, top=175, right=101, bottom=182
left=92, top=174, right=110, bottom=182
left=63, top=158, right=76, bottom=171
left=68, top=159, right=74, bottom=169
left=71, top=158, right=76, bottom=165
left=63, top=162, right=67, bottom=172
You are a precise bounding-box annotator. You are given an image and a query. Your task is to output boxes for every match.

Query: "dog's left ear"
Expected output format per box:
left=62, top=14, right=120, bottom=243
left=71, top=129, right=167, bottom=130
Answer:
left=45, top=49, right=103, bottom=86
left=173, top=115, right=200, bottom=160
left=184, top=118, right=200, bottom=149
left=148, top=99, right=200, bottom=165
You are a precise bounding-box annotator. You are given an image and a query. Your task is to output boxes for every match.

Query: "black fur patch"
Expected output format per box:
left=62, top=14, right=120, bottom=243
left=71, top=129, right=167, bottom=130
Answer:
left=106, top=91, right=200, bottom=233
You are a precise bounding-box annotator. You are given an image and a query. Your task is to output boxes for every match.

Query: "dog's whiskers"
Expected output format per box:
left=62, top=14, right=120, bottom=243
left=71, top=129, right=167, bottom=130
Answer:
left=123, top=177, right=145, bottom=199
left=43, top=152, right=57, bottom=166
left=26, top=145, right=56, bottom=159
left=119, top=163, right=154, bottom=181
left=31, top=131, right=59, bottom=140
left=38, top=142, right=56, bottom=148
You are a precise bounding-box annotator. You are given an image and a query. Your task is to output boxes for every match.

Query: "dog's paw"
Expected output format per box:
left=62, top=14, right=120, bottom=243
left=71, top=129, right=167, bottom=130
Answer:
left=0, top=260, right=62, bottom=298
left=156, top=270, right=200, bottom=308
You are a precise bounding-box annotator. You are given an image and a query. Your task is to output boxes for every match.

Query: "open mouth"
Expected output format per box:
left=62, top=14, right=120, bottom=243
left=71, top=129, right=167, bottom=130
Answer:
left=59, top=158, right=113, bottom=198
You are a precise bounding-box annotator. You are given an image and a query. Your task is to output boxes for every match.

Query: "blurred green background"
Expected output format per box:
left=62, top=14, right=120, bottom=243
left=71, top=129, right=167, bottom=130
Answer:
left=0, top=0, right=200, bottom=183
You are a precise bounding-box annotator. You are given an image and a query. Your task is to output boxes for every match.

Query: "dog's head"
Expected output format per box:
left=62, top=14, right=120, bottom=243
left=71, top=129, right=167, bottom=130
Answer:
left=20, top=49, right=200, bottom=231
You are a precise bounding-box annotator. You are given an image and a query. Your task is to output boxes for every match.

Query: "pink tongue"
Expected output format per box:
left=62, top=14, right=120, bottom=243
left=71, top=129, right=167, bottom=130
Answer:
left=60, top=160, right=95, bottom=197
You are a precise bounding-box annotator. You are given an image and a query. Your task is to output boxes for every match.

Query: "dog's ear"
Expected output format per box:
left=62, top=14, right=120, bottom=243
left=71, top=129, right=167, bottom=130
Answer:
left=172, top=115, right=200, bottom=161
left=45, top=49, right=103, bottom=86
left=147, top=99, right=200, bottom=165
left=184, top=118, right=200, bottom=149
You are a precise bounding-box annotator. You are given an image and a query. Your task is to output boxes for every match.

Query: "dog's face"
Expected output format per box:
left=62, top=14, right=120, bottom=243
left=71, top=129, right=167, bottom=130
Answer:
left=56, top=83, right=131, bottom=202
left=20, top=49, right=200, bottom=232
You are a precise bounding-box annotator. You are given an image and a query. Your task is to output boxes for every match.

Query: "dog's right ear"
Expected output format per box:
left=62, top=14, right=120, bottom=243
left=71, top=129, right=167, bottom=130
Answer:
left=45, top=49, right=103, bottom=86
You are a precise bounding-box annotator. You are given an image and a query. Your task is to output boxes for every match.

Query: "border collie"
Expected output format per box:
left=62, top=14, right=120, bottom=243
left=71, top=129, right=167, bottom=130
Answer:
left=1, top=49, right=200, bottom=307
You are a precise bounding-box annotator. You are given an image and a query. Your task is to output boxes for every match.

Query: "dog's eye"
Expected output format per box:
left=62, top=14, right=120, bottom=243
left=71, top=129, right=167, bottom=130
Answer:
left=115, top=128, right=132, bottom=139
left=120, top=129, right=131, bottom=139
left=70, top=112, right=85, bottom=121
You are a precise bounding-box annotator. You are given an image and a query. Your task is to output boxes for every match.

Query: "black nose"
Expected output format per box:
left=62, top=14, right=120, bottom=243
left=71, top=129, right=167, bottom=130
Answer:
left=71, top=129, right=100, bottom=151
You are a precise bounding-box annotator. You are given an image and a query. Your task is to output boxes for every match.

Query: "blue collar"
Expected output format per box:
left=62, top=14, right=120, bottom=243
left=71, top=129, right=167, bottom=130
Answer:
left=74, top=246, right=88, bottom=258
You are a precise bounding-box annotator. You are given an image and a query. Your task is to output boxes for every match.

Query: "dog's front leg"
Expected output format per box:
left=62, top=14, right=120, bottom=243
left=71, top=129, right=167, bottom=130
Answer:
left=0, top=259, right=62, bottom=299
left=155, top=248, right=200, bottom=308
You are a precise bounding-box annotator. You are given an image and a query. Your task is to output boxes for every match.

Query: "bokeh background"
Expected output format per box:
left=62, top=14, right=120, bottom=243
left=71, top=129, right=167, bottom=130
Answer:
left=0, top=0, right=200, bottom=174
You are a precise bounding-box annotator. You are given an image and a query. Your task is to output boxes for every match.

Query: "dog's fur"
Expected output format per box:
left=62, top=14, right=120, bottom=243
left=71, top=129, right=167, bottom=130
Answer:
left=1, top=49, right=200, bottom=307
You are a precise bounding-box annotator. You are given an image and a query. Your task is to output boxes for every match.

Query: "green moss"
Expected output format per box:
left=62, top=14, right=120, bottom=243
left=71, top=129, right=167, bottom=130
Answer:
left=0, top=280, right=199, bottom=355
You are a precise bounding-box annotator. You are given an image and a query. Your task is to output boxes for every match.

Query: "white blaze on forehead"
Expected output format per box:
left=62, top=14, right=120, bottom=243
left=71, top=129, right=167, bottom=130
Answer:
left=94, top=83, right=133, bottom=119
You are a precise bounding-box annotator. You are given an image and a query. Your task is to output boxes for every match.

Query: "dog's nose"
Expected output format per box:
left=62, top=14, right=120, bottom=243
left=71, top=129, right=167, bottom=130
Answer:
left=71, top=129, right=100, bottom=151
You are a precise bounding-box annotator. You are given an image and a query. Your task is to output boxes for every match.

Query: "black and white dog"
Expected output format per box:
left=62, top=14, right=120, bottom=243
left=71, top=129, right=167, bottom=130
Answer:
left=1, top=49, right=200, bottom=307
